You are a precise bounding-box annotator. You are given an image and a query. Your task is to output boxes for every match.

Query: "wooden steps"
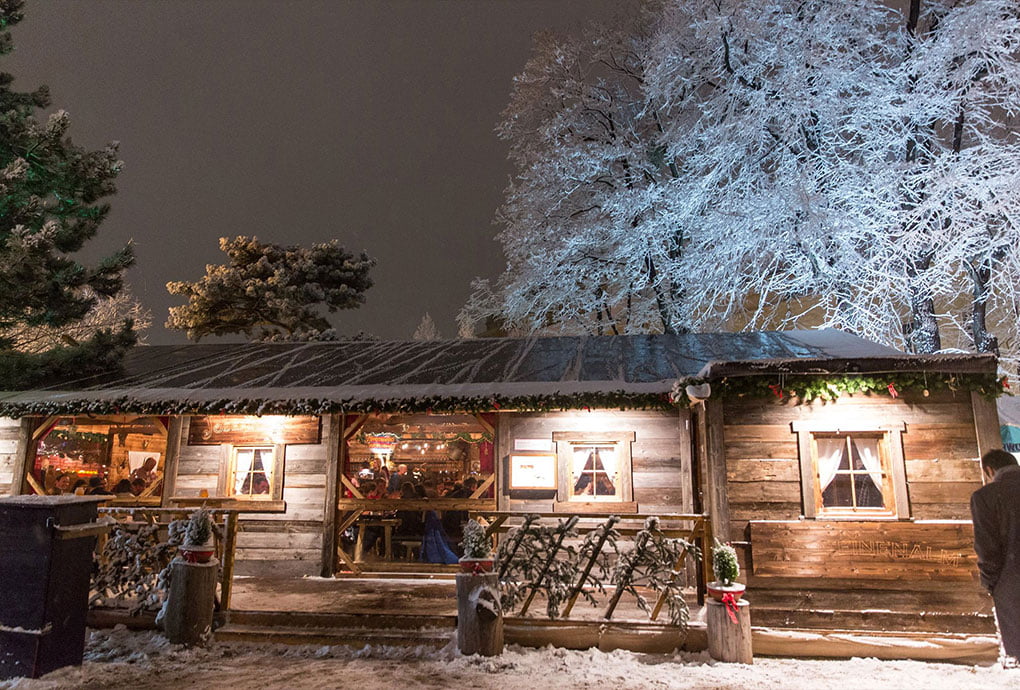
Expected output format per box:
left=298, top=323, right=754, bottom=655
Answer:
left=215, top=609, right=456, bottom=648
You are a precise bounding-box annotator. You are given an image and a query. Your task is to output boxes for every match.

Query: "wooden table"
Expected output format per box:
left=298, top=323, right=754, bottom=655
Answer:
left=354, top=517, right=400, bottom=562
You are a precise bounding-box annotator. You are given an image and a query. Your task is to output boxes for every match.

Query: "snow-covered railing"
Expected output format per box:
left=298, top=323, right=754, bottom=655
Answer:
left=89, top=507, right=240, bottom=615
left=473, top=511, right=709, bottom=629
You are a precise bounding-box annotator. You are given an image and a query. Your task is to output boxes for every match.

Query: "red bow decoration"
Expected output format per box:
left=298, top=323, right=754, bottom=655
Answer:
left=887, top=383, right=899, bottom=398
left=768, top=384, right=784, bottom=399
left=1002, top=377, right=1010, bottom=390
left=721, top=592, right=739, bottom=624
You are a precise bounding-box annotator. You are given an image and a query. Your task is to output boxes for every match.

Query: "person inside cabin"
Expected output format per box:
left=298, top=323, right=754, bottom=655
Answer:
left=395, top=482, right=424, bottom=539
left=252, top=475, right=270, bottom=495
left=71, top=478, right=88, bottom=495
left=53, top=472, right=74, bottom=495
left=387, top=463, right=409, bottom=494
left=113, top=479, right=134, bottom=497
left=87, top=477, right=112, bottom=495
left=131, top=456, right=158, bottom=485
left=970, top=448, right=1020, bottom=668
left=367, top=478, right=388, bottom=499
left=130, top=478, right=147, bottom=496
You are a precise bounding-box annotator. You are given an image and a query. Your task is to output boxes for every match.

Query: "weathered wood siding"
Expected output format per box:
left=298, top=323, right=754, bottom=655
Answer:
left=0, top=418, right=20, bottom=495
left=174, top=416, right=331, bottom=577
left=498, top=410, right=692, bottom=515
left=721, top=391, right=992, bottom=633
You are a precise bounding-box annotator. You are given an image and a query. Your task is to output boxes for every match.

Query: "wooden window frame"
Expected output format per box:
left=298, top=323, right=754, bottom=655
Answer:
left=551, top=431, right=635, bottom=508
left=218, top=443, right=286, bottom=501
left=792, top=422, right=909, bottom=520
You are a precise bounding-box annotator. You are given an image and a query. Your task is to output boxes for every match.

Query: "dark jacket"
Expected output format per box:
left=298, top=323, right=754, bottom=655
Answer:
left=971, top=464, right=1020, bottom=658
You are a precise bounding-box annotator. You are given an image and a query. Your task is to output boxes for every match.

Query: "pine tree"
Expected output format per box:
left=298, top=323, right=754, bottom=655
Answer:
left=0, top=1, right=136, bottom=388
left=166, top=235, right=375, bottom=342
left=412, top=312, right=440, bottom=341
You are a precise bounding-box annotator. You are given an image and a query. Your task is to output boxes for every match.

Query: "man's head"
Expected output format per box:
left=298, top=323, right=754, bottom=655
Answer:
left=142, top=457, right=157, bottom=472
left=981, top=449, right=1018, bottom=482
left=54, top=473, right=72, bottom=492
left=397, top=463, right=408, bottom=475
left=464, top=476, right=478, bottom=491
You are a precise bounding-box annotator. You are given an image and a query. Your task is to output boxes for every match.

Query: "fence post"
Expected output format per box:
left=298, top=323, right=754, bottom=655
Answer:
left=220, top=512, right=239, bottom=611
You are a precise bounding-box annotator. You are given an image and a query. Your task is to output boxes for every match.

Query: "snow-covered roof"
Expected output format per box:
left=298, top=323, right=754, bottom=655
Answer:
left=0, top=330, right=995, bottom=415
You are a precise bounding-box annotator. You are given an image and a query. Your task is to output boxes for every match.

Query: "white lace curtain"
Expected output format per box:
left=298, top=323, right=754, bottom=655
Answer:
left=816, top=436, right=883, bottom=493
left=233, top=449, right=255, bottom=495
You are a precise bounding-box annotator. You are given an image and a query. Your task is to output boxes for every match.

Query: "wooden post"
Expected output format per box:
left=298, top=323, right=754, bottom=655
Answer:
left=702, top=399, right=731, bottom=544
left=971, top=391, right=1002, bottom=459
left=320, top=413, right=342, bottom=577
left=9, top=418, right=36, bottom=495
left=707, top=598, right=752, bottom=664
left=456, top=572, right=503, bottom=656
left=220, top=513, right=239, bottom=611
left=160, top=417, right=184, bottom=507
left=161, top=558, right=219, bottom=646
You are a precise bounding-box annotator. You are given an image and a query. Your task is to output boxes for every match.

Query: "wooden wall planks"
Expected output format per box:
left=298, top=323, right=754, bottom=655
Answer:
left=723, top=391, right=992, bottom=631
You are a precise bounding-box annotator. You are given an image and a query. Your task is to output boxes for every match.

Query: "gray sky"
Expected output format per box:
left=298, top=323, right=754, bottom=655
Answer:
left=5, top=0, right=629, bottom=343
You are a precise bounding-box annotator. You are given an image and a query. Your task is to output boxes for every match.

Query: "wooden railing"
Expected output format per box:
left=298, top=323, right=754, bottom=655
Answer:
left=471, top=511, right=712, bottom=617
left=93, top=507, right=241, bottom=612
left=335, top=497, right=498, bottom=574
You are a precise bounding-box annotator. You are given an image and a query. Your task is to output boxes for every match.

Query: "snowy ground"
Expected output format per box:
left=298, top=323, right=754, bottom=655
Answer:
left=0, top=627, right=1014, bottom=690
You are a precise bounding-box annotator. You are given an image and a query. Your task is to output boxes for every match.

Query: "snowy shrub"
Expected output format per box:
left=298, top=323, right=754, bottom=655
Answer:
left=711, top=539, right=739, bottom=586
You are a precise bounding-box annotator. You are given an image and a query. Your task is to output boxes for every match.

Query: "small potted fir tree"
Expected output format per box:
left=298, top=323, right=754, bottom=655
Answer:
left=707, top=539, right=746, bottom=601
left=459, top=518, right=494, bottom=574
left=178, top=507, right=216, bottom=564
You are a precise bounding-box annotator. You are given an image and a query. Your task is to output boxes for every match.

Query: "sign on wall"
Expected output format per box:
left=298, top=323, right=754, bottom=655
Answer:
left=188, top=415, right=321, bottom=446
left=509, top=452, right=557, bottom=490
left=750, top=520, right=979, bottom=581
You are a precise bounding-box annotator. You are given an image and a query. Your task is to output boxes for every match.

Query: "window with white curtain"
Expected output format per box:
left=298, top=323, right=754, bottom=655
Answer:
left=230, top=446, right=275, bottom=499
left=812, top=433, right=894, bottom=515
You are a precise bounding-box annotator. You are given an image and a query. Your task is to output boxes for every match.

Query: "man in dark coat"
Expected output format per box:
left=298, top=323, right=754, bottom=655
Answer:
left=971, top=449, right=1020, bottom=666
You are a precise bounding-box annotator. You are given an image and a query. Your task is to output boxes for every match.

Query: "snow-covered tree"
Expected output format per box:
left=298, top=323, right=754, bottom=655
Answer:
left=166, top=235, right=375, bottom=342
left=412, top=312, right=441, bottom=341
left=0, top=286, right=151, bottom=353
left=0, top=1, right=136, bottom=387
left=466, top=0, right=1020, bottom=377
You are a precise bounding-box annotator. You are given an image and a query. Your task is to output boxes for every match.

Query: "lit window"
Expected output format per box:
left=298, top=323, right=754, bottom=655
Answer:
left=792, top=422, right=909, bottom=519
left=553, top=431, right=635, bottom=506
left=814, top=433, right=892, bottom=514
left=229, top=446, right=276, bottom=499
left=30, top=416, right=168, bottom=501
left=570, top=445, right=620, bottom=500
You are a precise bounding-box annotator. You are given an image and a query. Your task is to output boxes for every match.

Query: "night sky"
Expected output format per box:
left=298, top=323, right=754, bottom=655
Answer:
left=4, top=0, right=630, bottom=343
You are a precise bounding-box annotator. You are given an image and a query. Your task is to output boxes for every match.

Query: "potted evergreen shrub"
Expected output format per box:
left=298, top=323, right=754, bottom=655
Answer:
left=459, top=518, right=494, bottom=574
left=707, top=539, right=746, bottom=602
left=178, top=507, right=216, bottom=564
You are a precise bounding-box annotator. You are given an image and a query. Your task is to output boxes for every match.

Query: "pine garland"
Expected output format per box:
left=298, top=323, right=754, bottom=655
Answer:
left=671, top=371, right=1007, bottom=406
left=0, top=371, right=1006, bottom=418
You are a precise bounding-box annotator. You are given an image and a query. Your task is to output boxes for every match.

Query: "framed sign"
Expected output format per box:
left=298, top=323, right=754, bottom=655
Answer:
left=509, top=452, right=557, bottom=490
left=188, top=415, right=321, bottom=445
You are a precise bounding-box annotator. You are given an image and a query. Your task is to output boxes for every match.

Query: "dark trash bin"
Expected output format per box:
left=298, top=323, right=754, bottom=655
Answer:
left=0, top=495, right=109, bottom=680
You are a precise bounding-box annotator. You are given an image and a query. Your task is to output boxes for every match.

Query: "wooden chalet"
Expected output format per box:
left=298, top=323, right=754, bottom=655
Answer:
left=0, top=330, right=1005, bottom=642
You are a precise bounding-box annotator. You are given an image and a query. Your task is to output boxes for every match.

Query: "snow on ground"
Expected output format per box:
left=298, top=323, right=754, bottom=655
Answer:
left=0, top=626, right=1014, bottom=690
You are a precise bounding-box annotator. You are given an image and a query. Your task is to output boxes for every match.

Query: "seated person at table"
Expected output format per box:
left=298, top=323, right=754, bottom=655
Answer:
left=112, top=479, right=134, bottom=497
left=394, top=483, right=424, bottom=538
left=366, top=478, right=388, bottom=499
left=443, top=476, right=478, bottom=543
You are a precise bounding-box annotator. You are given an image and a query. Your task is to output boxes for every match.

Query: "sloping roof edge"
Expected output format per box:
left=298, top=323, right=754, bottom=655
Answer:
left=697, top=352, right=998, bottom=379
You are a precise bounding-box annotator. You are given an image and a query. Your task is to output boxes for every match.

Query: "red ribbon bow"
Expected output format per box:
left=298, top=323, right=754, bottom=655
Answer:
left=768, top=384, right=784, bottom=399
left=887, top=383, right=899, bottom=398
left=721, top=592, right=739, bottom=624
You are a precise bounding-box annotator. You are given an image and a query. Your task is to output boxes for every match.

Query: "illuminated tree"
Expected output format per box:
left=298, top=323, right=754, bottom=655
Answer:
left=166, top=235, right=375, bottom=341
left=465, top=0, right=1020, bottom=379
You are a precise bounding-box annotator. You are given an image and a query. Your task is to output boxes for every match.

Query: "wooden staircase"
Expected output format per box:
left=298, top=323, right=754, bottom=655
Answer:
left=215, top=610, right=457, bottom=649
